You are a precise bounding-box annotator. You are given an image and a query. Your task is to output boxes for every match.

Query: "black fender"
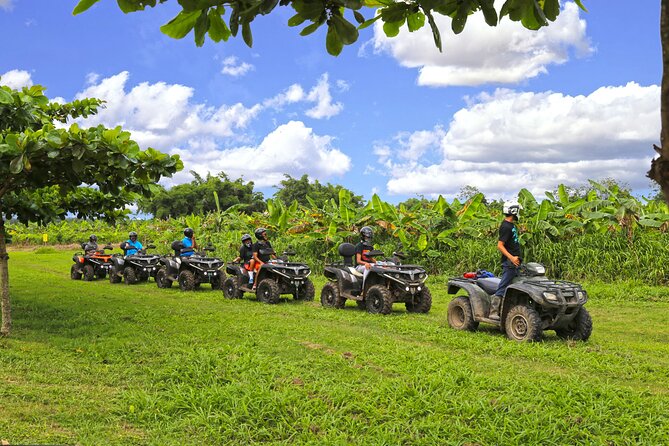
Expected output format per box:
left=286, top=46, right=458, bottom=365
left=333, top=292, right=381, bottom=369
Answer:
left=111, top=256, right=125, bottom=268
left=504, top=283, right=548, bottom=306
left=159, top=257, right=180, bottom=279
left=447, top=281, right=490, bottom=320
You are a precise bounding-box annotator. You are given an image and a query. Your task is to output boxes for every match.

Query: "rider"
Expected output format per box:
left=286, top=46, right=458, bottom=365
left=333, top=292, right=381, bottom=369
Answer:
left=180, top=228, right=197, bottom=257
left=232, top=233, right=255, bottom=285
left=490, top=200, right=523, bottom=320
left=123, top=231, right=143, bottom=256
left=252, top=228, right=275, bottom=288
left=84, top=234, right=98, bottom=255
left=355, top=226, right=377, bottom=285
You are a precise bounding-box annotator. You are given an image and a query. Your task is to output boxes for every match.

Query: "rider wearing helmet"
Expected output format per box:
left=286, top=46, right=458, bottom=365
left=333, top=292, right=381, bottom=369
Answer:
left=355, top=226, right=377, bottom=284
left=123, top=231, right=143, bottom=256
left=252, top=228, right=275, bottom=288
left=180, top=228, right=196, bottom=257
left=490, top=200, right=523, bottom=319
left=84, top=234, right=98, bottom=255
left=233, top=233, right=256, bottom=285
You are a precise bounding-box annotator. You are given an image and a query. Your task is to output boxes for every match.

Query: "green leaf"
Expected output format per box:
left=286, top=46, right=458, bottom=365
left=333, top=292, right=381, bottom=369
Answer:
left=478, top=0, right=498, bottom=26
left=242, top=21, right=253, bottom=47
left=10, top=154, right=24, bottom=174
left=288, top=13, right=307, bottom=27
left=417, top=233, right=427, bottom=251
left=208, top=10, right=231, bottom=42
left=194, top=8, right=210, bottom=47
left=353, top=11, right=365, bottom=24
left=543, top=0, right=559, bottom=21
left=383, top=20, right=402, bottom=38
left=161, top=11, right=201, bottom=39
left=300, top=21, right=322, bottom=36
left=326, top=23, right=343, bottom=56
left=424, top=9, right=442, bottom=52
left=117, top=0, right=143, bottom=13
left=331, top=14, right=358, bottom=45
left=573, top=0, right=588, bottom=12
left=358, top=14, right=381, bottom=30
left=407, top=11, right=425, bottom=32
left=72, top=0, right=100, bottom=15
left=0, top=87, right=13, bottom=104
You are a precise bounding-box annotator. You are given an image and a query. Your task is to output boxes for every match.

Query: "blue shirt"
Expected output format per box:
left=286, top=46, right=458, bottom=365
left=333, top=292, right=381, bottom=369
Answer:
left=181, top=237, right=194, bottom=257
left=125, top=239, right=143, bottom=256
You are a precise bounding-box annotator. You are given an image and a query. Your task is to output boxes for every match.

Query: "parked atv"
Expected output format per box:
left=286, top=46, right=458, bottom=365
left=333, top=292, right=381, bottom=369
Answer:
left=223, top=249, right=314, bottom=304
left=155, top=241, right=225, bottom=291
left=109, top=243, right=160, bottom=285
left=320, top=243, right=431, bottom=315
left=446, top=263, right=593, bottom=342
left=70, top=244, right=114, bottom=281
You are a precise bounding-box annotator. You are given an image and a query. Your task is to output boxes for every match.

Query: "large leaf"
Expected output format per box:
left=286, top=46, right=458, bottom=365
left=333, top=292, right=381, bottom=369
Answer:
left=72, top=0, right=100, bottom=15
left=161, top=11, right=201, bottom=39
left=0, top=88, right=13, bottom=104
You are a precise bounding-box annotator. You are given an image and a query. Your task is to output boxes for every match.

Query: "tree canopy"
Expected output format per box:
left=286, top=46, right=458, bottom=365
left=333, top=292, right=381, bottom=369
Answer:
left=137, top=171, right=266, bottom=218
left=0, top=82, right=183, bottom=336
left=273, top=174, right=364, bottom=208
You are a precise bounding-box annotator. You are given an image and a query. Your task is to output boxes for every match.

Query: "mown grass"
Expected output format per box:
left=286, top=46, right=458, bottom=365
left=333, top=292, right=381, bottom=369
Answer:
left=1, top=250, right=668, bottom=445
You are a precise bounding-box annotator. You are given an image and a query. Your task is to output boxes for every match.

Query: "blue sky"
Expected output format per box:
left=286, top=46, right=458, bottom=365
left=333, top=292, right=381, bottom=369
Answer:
left=0, top=1, right=662, bottom=202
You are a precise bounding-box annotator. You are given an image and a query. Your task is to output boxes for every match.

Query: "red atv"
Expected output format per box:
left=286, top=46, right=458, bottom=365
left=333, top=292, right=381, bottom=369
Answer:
left=71, top=243, right=114, bottom=281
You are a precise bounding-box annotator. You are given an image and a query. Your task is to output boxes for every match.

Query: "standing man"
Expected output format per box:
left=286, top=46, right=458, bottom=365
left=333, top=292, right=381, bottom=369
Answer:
left=490, top=200, right=522, bottom=320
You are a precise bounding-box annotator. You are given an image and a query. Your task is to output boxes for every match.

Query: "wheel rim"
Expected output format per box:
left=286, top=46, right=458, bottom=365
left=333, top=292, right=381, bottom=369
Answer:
left=510, top=314, right=528, bottom=338
left=369, top=293, right=381, bottom=312
left=260, top=285, right=269, bottom=300
left=450, top=306, right=465, bottom=327
left=324, top=289, right=334, bottom=305
left=225, top=281, right=234, bottom=297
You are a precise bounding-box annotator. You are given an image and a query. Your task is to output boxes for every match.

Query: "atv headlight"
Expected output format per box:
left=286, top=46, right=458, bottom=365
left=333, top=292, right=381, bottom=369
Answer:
left=577, top=291, right=586, bottom=301
left=543, top=292, right=559, bottom=302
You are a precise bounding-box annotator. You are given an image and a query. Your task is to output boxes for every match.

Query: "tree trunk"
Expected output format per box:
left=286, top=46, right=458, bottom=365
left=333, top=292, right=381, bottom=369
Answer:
left=0, top=218, right=11, bottom=336
left=649, top=0, right=669, bottom=203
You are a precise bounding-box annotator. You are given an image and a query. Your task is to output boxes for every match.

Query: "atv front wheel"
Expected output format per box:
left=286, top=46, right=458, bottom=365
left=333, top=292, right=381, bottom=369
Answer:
left=294, top=279, right=315, bottom=301
left=555, top=307, right=593, bottom=341
left=505, top=305, right=542, bottom=342
left=70, top=264, right=82, bottom=280
left=447, top=296, right=479, bottom=331
left=109, top=266, right=121, bottom=284
left=179, top=270, right=196, bottom=291
left=223, top=276, right=243, bottom=299
left=96, top=268, right=107, bottom=280
left=366, top=285, right=393, bottom=315
left=405, top=287, right=432, bottom=313
left=356, top=300, right=366, bottom=310
left=82, top=264, right=95, bottom=281
left=321, top=282, right=346, bottom=309
left=156, top=267, right=172, bottom=288
left=257, top=279, right=280, bottom=304
left=124, top=266, right=138, bottom=285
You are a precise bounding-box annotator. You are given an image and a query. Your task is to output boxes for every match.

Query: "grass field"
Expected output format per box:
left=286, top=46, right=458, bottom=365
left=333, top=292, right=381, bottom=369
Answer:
left=1, top=249, right=668, bottom=445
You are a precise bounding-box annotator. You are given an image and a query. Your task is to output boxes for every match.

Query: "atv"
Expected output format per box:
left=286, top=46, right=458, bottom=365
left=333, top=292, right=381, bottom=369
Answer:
left=109, top=243, right=161, bottom=285
left=70, top=244, right=114, bottom=281
left=155, top=241, right=225, bottom=291
left=320, top=243, right=431, bottom=315
left=223, top=248, right=314, bottom=304
left=446, top=262, right=593, bottom=342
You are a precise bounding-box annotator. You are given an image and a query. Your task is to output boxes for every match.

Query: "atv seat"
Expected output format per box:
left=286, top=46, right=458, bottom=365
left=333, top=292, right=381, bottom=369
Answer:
left=338, top=243, right=356, bottom=266
left=477, top=277, right=501, bottom=295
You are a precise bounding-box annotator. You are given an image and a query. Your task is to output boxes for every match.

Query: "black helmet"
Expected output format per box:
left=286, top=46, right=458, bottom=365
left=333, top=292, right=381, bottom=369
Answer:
left=184, top=228, right=194, bottom=237
left=360, top=226, right=373, bottom=243
left=241, top=233, right=252, bottom=243
left=254, top=228, right=267, bottom=240
left=89, top=234, right=97, bottom=242
left=129, top=231, right=138, bottom=240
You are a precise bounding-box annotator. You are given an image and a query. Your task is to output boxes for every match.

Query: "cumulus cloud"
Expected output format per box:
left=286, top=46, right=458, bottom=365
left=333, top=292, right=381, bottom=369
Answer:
left=371, top=2, right=591, bottom=87
left=0, top=69, right=33, bottom=89
left=71, top=72, right=351, bottom=187
left=378, top=82, right=659, bottom=197
left=221, top=56, right=255, bottom=77
left=305, top=73, right=344, bottom=119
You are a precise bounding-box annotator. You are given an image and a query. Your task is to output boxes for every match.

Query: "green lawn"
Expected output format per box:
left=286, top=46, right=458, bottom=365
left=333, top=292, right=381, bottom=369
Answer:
left=1, top=249, right=668, bottom=445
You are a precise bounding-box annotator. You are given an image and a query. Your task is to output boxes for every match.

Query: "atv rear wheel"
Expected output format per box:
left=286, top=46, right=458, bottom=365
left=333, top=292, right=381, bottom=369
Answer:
left=366, top=285, right=393, bottom=315
left=109, top=266, right=121, bottom=284
left=405, top=287, right=432, bottom=313
left=321, top=282, right=346, bottom=309
left=223, top=276, right=243, bottom=299
left=505, top=305, right=542, bottom=342
left=96, top=268, right=107, bottom=280
left=124, top=266, right=138, bottom=285
left=179, top=270, right=196, bottom=291
left=257, top=279, right=280, bottom=304
left=555, top=307, right=593, bottom=341
left=447, top=296, right=479, bottom=331
left=70, top=264, right=82, bottom=280
left=82, top=264, right=95, bottom=281
left=156, top=267, right=172, bottom=288
left=294, top=279, right=315, bottom=301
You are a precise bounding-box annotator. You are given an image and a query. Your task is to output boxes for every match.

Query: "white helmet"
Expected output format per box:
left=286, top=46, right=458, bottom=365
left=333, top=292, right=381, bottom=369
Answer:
left=503, top=200, right=522, bottom=219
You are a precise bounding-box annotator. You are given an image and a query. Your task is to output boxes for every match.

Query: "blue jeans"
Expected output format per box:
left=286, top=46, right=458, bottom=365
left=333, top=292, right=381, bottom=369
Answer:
left=495, top=259, right=518, bottom=297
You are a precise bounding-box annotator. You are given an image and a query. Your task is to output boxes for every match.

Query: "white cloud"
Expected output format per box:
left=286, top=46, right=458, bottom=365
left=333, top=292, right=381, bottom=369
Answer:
left=168, top=121, right=351, bottom=187
left=305, top=73, right=343, bottom=119
left=378, top=82, right=659, bottom=197
left=0, top=69, right=32, bottom=89
left=372, top=2, right=591, bottom=87
left=221, top=56, right=255, bottom=77
left=0, top=0, right=13, bottom=11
